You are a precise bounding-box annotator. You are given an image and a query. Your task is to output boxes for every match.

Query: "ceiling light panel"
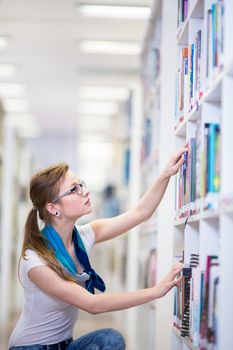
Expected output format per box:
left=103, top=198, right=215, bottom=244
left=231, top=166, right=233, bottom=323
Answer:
left=6, top=113, right=35, bottom=126
left=79, top=102, right=118, bottom=115
left=0, top=83, right=27, bottom=97
left=79, top=40, right=141, bottom=55
left=17, top=125, right=41, bottom=138
left=0, top=64, right=16, bottom=77
left=78, top=5, right=151, bottom=19
left=78, top=86, right=130, bottom=101
left=0, top=36, right=10, bottom=50
left=3, top=99, right=31, bottom=113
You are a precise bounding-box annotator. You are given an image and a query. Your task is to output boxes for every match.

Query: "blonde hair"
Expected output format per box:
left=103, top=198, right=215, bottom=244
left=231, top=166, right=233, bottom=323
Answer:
left=20, top=162, right=75, bottom=282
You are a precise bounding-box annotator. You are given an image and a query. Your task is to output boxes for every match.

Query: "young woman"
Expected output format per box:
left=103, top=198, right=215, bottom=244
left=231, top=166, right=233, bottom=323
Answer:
left=9, top=147, right=186, bottom=350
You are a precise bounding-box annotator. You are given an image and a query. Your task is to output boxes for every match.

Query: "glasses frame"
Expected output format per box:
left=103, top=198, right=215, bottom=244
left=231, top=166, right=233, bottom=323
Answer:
left=51, top=180, right=87, bottom=203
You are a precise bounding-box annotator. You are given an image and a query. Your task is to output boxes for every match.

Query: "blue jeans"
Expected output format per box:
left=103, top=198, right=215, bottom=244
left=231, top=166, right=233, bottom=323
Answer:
left=9, top=328, right=126, bottom=350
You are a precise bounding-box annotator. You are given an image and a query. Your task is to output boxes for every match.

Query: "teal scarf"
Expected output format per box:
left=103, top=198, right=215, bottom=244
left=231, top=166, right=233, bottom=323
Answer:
left=42, top=224, right=106, bottom=294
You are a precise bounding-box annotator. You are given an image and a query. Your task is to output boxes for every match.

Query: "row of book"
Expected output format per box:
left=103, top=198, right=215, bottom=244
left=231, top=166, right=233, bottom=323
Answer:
left=206, top=0, right=224, bottom=86
left=175, top=122, right=220, bottom=218
left=142, top=46, right=160, bottom=107
left=175, top=0, right=225, bottom=127
left=141, top=88, right=160, bottom=169
left=177, top=0, right=189, bottom=29
left=203, top=123, right=220, bottom=209
left=173, top=253, right=219, bottom=349
left=176, top=30, right=202, bottom=125
left=142, top=117, right=153, bottom=161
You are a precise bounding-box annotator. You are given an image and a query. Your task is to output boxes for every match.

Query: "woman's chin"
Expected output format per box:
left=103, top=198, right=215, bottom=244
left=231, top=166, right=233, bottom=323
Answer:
left=86, top=206, right=92, bottom=214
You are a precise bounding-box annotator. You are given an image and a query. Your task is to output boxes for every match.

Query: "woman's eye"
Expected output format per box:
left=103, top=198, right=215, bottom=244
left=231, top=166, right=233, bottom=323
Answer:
left=70, top=186, right=77, bottom=193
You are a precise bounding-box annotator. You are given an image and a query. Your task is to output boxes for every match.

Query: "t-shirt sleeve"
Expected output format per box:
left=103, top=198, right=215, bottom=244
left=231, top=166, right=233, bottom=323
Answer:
left=20, top=249, right=46, bottom=288
left=76, top=223, right=96, bottom=255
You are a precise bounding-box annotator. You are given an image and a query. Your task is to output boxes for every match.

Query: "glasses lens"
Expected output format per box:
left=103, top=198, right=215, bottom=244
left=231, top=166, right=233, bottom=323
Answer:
left=75, top=181, right=85, bottom=195
left=75, top=184, right=82, bottom=195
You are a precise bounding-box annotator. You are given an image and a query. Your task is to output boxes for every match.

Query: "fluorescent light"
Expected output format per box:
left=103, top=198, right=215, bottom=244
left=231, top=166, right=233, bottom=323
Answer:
left=0, top=64, right=16, bottom=77
left=5, top=113, right=40, bottom=137
left=17, top=125, right=41, bottom=138
left=78, top=86, right=130, bottom=101
left=79, top=102, right=118, bottom=115
left=0, top=83, right=27, bottom=97
left=79, top=5, right=150, bottom=19
left=79, top=40, right=141, bottom=55
left=6, top=113, right=35, bottom=126
left=0, top=36, right=9, bottom=50
left=3, top=99, right=31, bottom=113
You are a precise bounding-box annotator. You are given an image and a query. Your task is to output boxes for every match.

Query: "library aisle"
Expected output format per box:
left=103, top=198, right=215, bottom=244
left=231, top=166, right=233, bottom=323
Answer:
left=0, top=1, right=233, bottom=350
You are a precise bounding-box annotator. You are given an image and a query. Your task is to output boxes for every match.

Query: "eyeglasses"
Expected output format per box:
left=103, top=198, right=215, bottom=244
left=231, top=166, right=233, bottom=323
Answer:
left=51, top=180, right=87, bottom=203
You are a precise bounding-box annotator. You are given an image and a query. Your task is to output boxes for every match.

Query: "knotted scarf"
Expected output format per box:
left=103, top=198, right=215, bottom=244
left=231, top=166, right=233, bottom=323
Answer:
left=42, top=224, right=106, bottom=294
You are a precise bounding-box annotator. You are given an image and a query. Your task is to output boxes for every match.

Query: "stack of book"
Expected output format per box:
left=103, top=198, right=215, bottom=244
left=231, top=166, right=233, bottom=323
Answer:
left=175, top=28, right=202, bottom=127
left=189, top=29, right=202, bottom=112
left=205, top=1, right=224, bottom=88
left=173, top=253, right=219, bottom=349
left=176, top=46, right=189, bottom=125
left=175, top=122, right=220, bottom=218
left=175, top=0, right=225, bottom=126
left=202, top=123, right=221, bottom=209
left=175, top=138, right=197, bottom=218
left=177, top=0, right=189, bottom=29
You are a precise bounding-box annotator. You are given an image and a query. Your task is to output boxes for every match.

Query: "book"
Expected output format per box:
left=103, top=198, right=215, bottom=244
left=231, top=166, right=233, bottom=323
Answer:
left=200, top=255, right=219, bottom=349
left=175, top=138, right=197, bottom=218
left=205, top=1, right=225, bottom=88
left=203, top=123, right=221, bottom=209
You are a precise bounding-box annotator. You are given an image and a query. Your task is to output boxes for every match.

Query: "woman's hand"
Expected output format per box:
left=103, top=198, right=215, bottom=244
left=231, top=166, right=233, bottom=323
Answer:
left=162, top=146, right=188, bottom=179
left=153, top=263, right=183, bottom=298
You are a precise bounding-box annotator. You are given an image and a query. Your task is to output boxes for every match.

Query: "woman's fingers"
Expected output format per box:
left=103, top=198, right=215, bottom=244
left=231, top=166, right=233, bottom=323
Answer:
left=171, top=263, right=183, bottom=278
left=173, top=157, right=184, bottom=172
left=173, top=146, right=188, bottom=163
left=173, top=275, right=182, bottom=288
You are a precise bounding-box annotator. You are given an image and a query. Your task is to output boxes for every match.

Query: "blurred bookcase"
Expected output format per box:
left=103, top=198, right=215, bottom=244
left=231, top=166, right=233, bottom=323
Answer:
left=140, top=0, right=178, bottom=349
left=137, top=2, right=162, bottom=349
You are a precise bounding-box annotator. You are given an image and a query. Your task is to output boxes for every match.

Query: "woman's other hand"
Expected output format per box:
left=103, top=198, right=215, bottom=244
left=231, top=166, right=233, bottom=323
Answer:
left=153, top=263, right=183, bottom=298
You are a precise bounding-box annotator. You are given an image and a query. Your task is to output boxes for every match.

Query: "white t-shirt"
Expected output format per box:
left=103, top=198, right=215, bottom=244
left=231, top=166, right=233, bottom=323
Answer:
left=9, top=224, right=95, bottom=348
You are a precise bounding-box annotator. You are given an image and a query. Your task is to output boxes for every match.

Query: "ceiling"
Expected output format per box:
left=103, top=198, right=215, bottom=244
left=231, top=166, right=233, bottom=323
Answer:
left=0, top=0, right=150, bottom=188
left=0, top=0, right=149, bottom=131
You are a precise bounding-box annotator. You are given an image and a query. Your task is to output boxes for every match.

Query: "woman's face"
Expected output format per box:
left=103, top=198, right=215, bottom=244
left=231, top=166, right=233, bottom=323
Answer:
left=52, top=170, right=92, bottom=220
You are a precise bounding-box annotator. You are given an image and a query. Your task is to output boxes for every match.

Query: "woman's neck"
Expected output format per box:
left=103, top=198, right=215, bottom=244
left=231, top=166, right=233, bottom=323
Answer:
left=50, top=220, right=76, bottom=249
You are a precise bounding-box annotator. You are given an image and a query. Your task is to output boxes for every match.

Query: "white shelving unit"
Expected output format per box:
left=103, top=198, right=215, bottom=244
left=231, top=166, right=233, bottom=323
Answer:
left=172, top=1, right=233, bottom=350
left=141, top=0, right=233, bottom=349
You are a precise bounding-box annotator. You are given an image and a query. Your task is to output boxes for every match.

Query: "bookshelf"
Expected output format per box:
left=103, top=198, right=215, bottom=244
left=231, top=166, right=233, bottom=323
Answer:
left=0, top=121, right=33, bottom=321
left=173, top=0, right=233, bottom=350
left=141, top=0, right=233, bottom=349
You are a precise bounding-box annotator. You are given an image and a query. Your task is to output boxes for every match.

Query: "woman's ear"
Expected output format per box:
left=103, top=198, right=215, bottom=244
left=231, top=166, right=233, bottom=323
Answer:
left=46, top=203, right=56, bottom=216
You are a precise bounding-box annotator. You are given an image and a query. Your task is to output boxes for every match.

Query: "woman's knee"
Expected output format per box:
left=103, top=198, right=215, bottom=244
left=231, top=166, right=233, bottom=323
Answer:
left=100, top=328, right=126, bottom=349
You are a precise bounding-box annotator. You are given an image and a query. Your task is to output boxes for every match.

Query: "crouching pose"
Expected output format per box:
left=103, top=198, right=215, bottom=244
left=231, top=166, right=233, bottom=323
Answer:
left=9, top=147, right=186, bottom=350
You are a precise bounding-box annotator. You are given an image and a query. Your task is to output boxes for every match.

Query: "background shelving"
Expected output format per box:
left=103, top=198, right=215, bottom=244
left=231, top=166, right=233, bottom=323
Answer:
left=138, top=2, right=163, bottom=348
left=140, top=0, right=179, bottom=349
